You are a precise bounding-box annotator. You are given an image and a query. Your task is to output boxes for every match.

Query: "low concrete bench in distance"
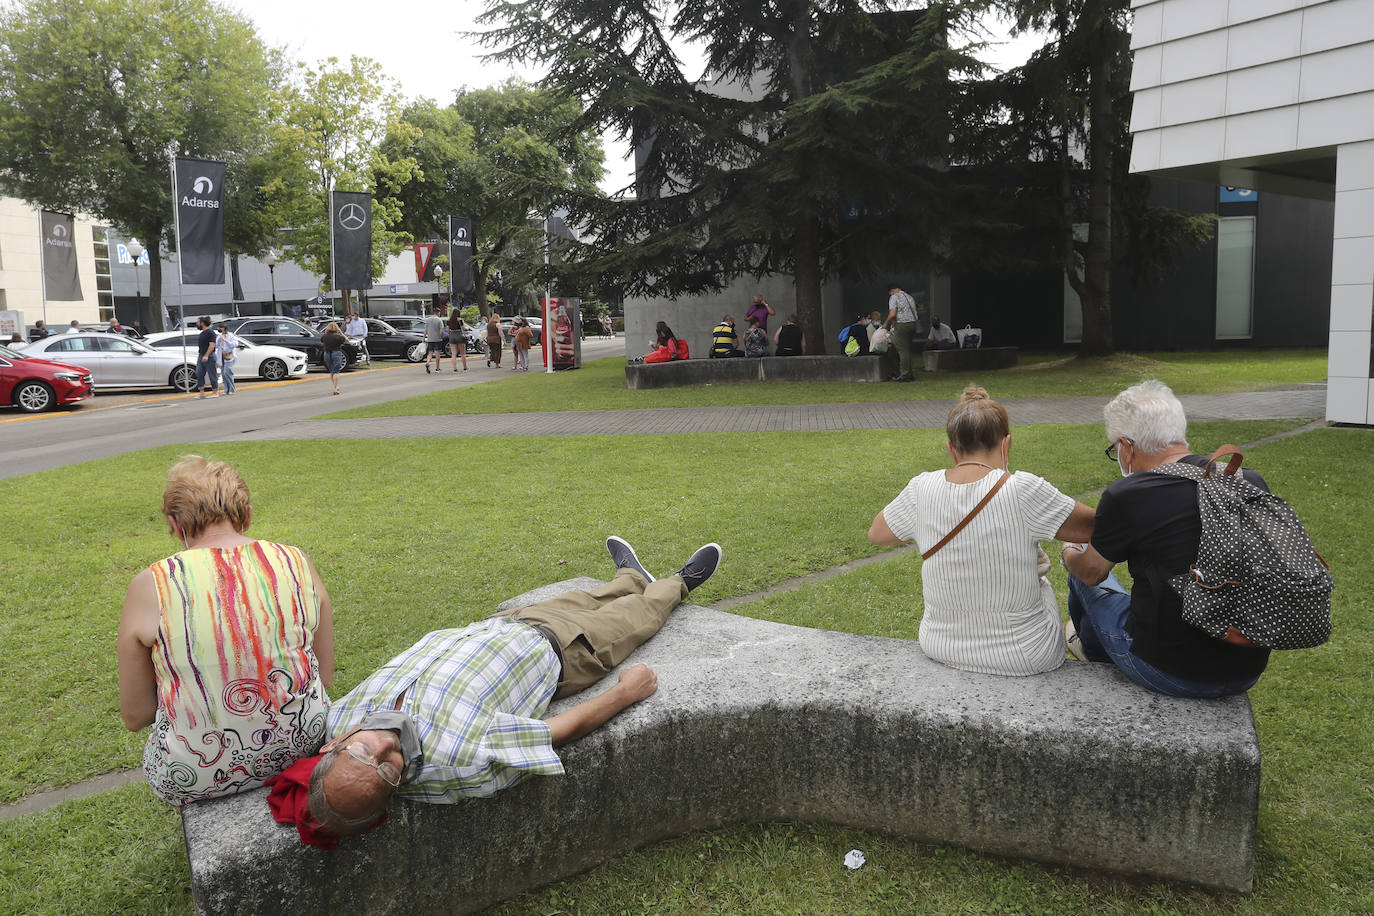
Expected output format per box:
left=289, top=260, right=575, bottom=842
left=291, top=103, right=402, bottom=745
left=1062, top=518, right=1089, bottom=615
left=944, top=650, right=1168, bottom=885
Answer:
left=183, top=578, right=1259, bottom=916
left=924, top=346, right=1019, bottom=372
left=625, top=354, right=884, bottom=389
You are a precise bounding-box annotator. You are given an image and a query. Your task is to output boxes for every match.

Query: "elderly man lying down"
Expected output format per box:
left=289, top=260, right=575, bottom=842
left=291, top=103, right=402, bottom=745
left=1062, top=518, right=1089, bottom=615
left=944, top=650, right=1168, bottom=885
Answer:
left=265, top=537, right=721, bottom=848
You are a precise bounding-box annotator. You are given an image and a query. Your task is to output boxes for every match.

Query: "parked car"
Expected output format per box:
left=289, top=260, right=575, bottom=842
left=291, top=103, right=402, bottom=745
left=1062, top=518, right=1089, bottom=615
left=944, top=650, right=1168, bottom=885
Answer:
left=0, top=343, right=95, bottom=412
left=379, top=314, right=485, bottom=354
left=351, top=318, right=425, bottom=362
left=19, top=332, right=197, bottom=391
left=142, top=332, right=310, bottom=381
left=221, top=316, right=366, bottom=369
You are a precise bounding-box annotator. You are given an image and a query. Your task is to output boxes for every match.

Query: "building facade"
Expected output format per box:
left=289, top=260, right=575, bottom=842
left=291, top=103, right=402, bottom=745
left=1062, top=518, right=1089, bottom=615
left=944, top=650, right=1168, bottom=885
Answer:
left=1127, top=0, right=1374, bottom=424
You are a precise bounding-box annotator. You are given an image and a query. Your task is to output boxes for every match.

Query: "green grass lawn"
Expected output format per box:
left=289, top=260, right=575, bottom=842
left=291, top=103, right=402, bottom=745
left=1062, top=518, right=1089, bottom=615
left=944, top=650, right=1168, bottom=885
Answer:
left=320, top=350, right=1328, bottom=419
left=2, top=418, right=1368, bottom=915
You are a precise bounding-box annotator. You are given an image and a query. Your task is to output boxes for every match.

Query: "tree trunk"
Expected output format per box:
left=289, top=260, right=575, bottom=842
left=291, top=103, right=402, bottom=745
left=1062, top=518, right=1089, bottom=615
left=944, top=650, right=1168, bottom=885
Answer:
left=1078, top=21, right=1116, bottom=358
left=146, top=240, right=166, bottom=333
left=787, top=1, right=827, bottom=354
left=794, top=214, right=827, bottom=355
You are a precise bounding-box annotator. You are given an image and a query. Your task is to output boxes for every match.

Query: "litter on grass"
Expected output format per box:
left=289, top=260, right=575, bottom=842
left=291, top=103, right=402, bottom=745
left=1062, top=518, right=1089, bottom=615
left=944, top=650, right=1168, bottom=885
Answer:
left=844, top=849, right=866, bottom=870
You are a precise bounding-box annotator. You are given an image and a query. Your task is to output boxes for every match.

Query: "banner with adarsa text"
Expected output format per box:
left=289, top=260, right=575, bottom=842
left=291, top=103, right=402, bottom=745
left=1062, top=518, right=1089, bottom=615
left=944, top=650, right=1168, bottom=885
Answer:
left=330, top=191, right=373, bottom=290
left=173, top=157, right=226, bottom=284
left=449, top=216, right=474, bottom=293
left=39, top=210, right=82, bottom=300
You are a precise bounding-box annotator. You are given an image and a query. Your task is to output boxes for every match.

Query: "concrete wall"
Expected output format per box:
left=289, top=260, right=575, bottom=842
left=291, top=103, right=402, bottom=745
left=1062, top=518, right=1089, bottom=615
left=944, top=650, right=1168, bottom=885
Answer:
left=1128, top=0, right=1374, bottom=423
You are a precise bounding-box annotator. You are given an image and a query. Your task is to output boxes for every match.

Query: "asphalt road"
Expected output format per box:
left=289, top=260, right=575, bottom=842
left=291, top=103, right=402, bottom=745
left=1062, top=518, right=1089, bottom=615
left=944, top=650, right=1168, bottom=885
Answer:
left=0, top=337, right=625, bottom=480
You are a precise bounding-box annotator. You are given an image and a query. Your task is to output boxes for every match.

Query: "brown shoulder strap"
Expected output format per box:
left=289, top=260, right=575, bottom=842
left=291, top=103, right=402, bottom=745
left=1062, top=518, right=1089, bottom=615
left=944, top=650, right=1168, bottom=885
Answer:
left=922, top=471, right=1010, bottom=561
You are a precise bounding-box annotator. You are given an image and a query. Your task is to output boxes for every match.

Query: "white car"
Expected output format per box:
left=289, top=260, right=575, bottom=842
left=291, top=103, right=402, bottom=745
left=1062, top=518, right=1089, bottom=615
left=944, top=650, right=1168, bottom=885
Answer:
left=20, top=332, right=199, bottom=390
left=143, top=332, right=309, bottom=382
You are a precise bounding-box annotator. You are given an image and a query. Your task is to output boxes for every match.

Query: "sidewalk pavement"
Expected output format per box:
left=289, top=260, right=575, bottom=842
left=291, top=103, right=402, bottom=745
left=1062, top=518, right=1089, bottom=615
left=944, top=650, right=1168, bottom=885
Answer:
left=223, top=387, right=1326, bottom=443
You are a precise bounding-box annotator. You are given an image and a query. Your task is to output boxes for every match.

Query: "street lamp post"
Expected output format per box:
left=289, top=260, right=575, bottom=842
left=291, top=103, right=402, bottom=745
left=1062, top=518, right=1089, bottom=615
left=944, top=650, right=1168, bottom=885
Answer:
left=265, top=250, right=279, bottom=315
left=126, top=239, right=144, bottom=328
left=433, top=264, right=444, bottom=313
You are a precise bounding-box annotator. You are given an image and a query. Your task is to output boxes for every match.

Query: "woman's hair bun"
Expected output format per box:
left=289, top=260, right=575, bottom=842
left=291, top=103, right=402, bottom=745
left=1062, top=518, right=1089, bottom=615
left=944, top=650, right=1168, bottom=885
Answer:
left=959, top=385, right=990, bottom=403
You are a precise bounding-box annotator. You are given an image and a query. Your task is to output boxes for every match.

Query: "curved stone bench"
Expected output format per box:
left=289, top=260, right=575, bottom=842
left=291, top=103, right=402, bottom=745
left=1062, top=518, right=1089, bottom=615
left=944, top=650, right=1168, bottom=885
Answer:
left=182, top=579, right=1259, bottom=915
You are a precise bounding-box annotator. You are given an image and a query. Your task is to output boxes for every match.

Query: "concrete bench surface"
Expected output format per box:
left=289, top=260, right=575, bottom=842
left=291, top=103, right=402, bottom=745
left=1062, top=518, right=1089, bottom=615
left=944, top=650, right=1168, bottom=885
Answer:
left=924, top=346, right=1019, bottom=372
left=183, top=578, right=1259, bottom=916
left=625, top=354, right=884, bottom=388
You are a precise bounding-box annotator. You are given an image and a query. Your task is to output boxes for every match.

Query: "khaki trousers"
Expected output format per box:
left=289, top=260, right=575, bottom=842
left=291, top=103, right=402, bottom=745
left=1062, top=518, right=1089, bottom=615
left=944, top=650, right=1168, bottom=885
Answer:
left=495, top=570, right=687, bottom=699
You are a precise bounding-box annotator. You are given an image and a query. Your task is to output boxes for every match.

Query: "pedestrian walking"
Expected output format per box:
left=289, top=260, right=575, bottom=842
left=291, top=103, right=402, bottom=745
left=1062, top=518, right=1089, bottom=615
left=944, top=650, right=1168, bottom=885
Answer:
left=216, top=322, right=239, bottom=395
left=194, top=316, right=218, bottom=399
left=321, top=322, right=347, bottom=396
left=424, top=306, right=446, bottom=375
left=486, top=313, right=505, bottom=368
left=514, top=317, right=534, bottom=371
left=447, top=307, right=469, bottom=371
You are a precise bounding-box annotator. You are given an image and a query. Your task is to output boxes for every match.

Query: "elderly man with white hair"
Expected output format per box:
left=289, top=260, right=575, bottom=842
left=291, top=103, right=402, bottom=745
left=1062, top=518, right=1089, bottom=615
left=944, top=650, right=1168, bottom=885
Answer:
left=1059, top=380, right=1272, bottom=698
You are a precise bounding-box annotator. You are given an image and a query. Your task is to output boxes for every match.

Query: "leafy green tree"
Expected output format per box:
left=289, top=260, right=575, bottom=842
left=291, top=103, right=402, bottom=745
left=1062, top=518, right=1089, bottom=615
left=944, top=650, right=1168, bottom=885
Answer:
left=0, top=0, right=283, bottom=330
left=479, top=0, right=974, bottom=354
left=272, top=56, right=418, bottom=309
left=380, top=82, right=603, bottom=317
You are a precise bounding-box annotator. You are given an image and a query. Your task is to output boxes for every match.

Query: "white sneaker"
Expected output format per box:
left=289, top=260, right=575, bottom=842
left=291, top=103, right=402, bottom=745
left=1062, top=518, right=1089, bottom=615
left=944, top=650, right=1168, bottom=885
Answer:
left=1065, top=618, right=1087, bottom=661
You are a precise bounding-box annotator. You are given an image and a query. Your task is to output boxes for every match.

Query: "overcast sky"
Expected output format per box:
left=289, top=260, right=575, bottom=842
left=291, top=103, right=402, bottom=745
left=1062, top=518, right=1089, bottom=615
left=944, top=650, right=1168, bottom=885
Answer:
left=226, top=1, right=1043, bottom=194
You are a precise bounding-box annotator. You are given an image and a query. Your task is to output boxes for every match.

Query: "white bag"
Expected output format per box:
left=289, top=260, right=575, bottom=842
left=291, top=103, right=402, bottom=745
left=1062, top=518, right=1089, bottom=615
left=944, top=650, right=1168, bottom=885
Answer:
left=870, top=327, right=891, bottom=354
left=416, top=340, right=428, bottom=357
left=956, top=325, right=982, bottom=349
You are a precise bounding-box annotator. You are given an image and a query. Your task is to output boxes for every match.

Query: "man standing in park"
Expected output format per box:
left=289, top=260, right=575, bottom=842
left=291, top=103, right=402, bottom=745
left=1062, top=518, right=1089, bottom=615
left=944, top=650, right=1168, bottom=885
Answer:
left=262, top=537, right=722, bottom=847
left=344, top=312, right=368, bottom=364
left=711, top=315, right=743, bottom=358
left=66, top=319, right=81, bottom=333
left=745, top=294, right=775, bottom=333
left=30, top=320, right=49, bottom=340
left=423, top=305, right=446, bottom=374
left=882, top=284, right=921, bottom=382
left=194, top=315, right=218, bottom=399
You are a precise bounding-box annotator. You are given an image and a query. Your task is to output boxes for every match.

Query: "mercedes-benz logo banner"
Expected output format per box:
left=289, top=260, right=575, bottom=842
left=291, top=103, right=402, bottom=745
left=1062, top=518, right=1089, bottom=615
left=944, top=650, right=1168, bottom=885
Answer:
left=174, top=157, right=227, bottom=285
left=448, top=216, right=474, bottom=294
left=39, top=210, right=82, bottom=301
left=331, top=190, right=373, bottom=290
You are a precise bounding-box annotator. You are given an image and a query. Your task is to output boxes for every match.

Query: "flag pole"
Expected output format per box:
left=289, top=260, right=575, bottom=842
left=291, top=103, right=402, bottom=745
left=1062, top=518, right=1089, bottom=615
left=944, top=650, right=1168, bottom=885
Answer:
left=170, top=157, right=187, bottom=369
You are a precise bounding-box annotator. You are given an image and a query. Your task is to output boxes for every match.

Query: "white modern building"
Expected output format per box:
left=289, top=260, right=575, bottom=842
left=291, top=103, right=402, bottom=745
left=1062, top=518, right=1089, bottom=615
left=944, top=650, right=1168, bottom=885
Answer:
left=1127, top=0, right=1374, bottom=424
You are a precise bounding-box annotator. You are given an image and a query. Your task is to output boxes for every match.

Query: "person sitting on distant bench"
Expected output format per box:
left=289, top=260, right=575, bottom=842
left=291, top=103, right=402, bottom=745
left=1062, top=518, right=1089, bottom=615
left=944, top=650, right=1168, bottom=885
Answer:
left=927, top=317, right=958, bottom=350
left=639, top=321, right=680, bottom=363
left=774, top=314, right=804, bottom=356
left=844, top=313, right=871, bottom=355
left=263, top=537, right=722, bottom=848
left=710, top=315, right=744, bottom=358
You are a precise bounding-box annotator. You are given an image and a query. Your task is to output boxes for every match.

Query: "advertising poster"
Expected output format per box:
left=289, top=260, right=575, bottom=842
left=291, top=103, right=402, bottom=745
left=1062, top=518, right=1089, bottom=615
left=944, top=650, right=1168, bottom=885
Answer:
left=330, top=190, right=373, bottom=290
left=39, top=210, right=82, bottom=300
left=173, top=157, right=226, bottom=284
left=542, top=297, right=581, bottom=370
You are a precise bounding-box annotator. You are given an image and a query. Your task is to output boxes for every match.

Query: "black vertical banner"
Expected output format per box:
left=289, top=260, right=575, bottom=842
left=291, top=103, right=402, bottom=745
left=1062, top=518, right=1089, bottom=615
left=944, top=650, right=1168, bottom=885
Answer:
left=173, top=157, right=226, bottom=284
left=449, top=216, right=474, bottom=293
left=39, top=210, right=82, bottom=300
left=330, top=191, right=373, bottom=290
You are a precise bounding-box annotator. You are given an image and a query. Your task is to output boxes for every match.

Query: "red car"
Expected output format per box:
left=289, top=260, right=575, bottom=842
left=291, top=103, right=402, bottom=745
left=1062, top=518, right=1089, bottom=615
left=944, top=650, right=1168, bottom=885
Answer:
left=0, top=343, right=95, bottom=412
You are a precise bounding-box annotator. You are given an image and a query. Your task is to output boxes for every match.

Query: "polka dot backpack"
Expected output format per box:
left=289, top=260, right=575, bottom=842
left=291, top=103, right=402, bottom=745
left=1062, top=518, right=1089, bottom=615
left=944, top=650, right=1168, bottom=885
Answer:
left=1152, top=444, right=1333, bottom=649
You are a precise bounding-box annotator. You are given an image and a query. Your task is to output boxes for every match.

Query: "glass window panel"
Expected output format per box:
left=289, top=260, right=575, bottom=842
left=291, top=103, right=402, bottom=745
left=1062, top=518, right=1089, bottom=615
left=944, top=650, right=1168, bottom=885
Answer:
left=1216, top=217, right=1255, bottom=340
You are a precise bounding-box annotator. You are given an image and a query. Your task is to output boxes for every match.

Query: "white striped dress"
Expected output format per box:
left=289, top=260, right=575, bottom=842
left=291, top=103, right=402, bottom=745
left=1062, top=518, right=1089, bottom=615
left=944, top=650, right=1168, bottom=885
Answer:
left=883, top=470, right=1075, bottom=676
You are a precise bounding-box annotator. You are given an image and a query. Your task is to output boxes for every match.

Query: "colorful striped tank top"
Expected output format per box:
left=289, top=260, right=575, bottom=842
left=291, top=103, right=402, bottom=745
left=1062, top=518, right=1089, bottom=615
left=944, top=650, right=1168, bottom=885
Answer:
left=142, top=541, right=329, bottom=805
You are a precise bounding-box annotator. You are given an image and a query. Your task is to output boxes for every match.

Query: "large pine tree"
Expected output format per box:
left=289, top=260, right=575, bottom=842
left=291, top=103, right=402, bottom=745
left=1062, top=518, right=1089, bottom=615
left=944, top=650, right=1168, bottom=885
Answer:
left=480, top=0, right=981, bottom=354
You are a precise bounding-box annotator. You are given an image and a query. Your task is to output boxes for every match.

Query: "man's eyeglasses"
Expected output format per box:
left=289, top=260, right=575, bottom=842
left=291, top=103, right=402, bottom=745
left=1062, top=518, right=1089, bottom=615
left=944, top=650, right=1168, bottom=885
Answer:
left=1104, top=438, right=1135, bottom=462
left=342, top=741, right=403, bottom=787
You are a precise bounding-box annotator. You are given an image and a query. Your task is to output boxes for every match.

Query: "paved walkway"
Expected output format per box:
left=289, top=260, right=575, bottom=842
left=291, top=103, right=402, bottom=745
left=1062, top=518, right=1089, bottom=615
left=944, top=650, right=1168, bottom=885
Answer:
left=224, top=387, right=1326, bottom=442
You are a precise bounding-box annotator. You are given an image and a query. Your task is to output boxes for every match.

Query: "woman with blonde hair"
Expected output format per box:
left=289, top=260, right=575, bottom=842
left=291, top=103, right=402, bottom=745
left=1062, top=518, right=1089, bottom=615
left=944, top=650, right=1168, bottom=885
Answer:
left=869, top=386, right=1095, bottom=675
left=320, top=321, right=347, bottom=395
left=117, top=456, right=335, bottom=805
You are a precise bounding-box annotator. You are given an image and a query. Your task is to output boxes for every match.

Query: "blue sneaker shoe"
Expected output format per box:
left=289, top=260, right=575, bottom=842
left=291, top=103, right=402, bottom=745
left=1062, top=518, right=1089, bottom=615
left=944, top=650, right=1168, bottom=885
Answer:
left=606, top=536, right=654, bottom=582
left=676, top=543, right=722, bottom=592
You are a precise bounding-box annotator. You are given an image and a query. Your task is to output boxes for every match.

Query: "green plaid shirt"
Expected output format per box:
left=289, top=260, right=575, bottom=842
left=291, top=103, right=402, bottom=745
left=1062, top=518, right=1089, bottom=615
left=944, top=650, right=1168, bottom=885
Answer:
left=326, top=617, right=564, bottom=803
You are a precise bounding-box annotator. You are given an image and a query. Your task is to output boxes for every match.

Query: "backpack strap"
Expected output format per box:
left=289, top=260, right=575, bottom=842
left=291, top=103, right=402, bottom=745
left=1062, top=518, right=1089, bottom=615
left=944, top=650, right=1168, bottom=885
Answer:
left=1202, top=444, right=1243, bottom=478
left=922, top=472, right=1010, bottom=561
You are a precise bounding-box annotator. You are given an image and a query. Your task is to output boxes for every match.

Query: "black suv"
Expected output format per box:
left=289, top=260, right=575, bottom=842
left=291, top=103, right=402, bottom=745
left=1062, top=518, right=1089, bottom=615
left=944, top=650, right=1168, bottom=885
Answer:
left=222, top=317, right=365, bottom=369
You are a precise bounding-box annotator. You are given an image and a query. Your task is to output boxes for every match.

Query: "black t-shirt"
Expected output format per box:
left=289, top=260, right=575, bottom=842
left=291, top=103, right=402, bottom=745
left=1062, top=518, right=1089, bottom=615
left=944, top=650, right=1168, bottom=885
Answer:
left=1092, top=455, right=1272, bottom=682
left=777, top=323, right=803, bottom=355
left=845, top=322, right=870, bottom=355
left=197, top=327, right=216, bottom=359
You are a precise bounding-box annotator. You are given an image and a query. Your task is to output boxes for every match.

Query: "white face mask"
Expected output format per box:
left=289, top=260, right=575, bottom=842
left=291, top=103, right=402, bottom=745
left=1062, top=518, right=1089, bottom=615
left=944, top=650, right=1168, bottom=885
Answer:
left=1117, top=445, right=1132, bottom=478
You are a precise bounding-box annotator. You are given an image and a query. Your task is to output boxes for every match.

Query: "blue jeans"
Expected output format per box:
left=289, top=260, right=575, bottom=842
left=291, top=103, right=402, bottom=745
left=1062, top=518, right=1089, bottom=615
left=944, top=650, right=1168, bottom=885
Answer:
left=221, top=359, right=236, bottom=394
left=196, top=357, right=218, bottom=391
left=1066, top=573, right=1261, bottom=699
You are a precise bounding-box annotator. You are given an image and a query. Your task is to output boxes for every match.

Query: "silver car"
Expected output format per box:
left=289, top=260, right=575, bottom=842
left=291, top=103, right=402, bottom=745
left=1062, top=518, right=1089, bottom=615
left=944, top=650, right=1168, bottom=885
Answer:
left=20, top=332, right=198, bottom=390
